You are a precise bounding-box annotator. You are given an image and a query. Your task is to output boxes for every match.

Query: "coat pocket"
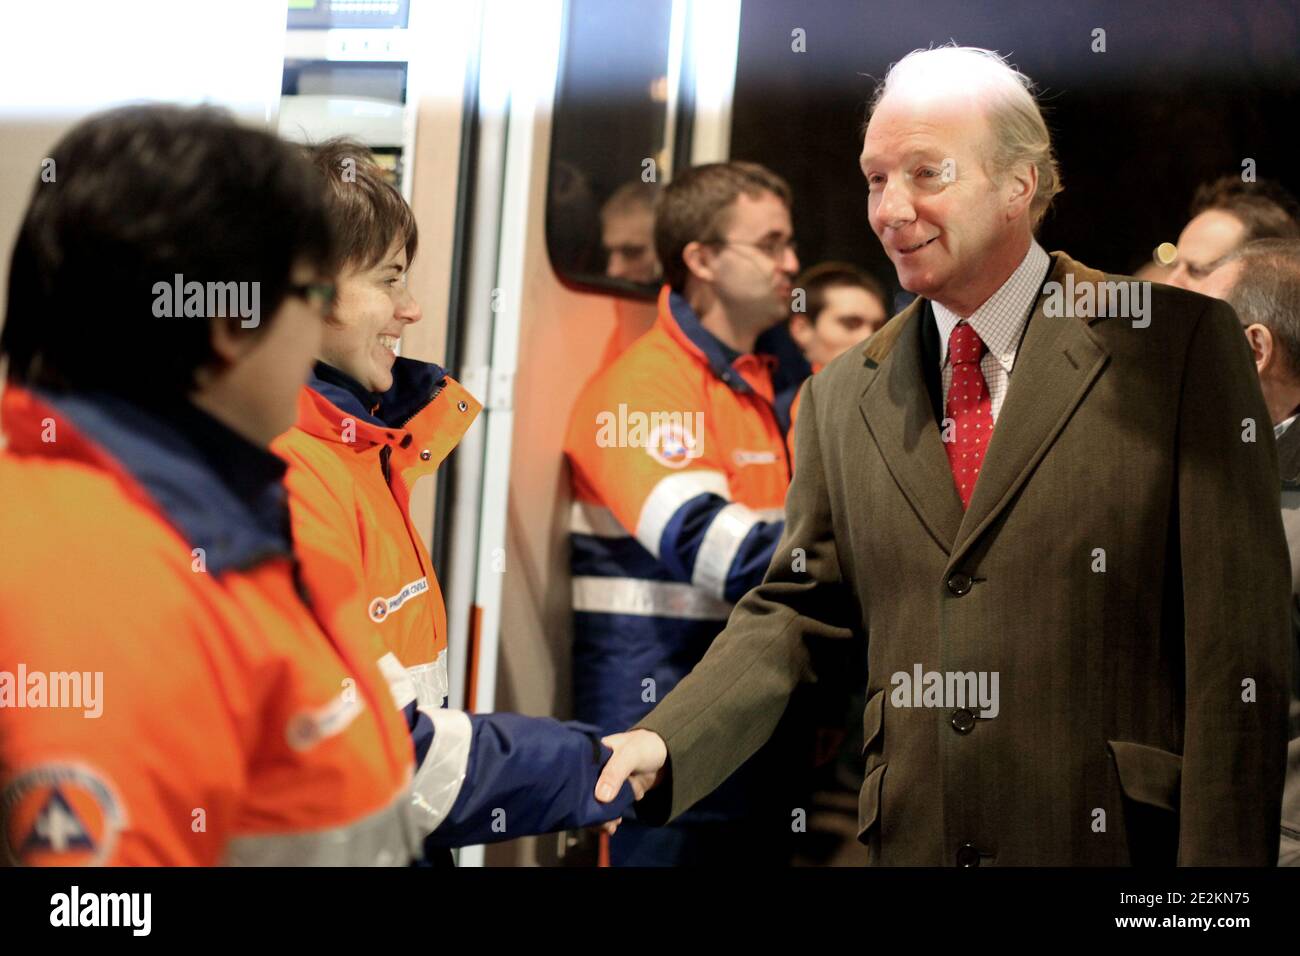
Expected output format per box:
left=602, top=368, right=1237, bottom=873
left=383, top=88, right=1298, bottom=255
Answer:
left=1107, top=739, right=1182, bottom=865
left=856, top=761, right=887, bottom=852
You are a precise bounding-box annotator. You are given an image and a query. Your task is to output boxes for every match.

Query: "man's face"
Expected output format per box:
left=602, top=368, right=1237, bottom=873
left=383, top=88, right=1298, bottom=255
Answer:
left=603, top=206, right=659, bottom=283
left=229, top=261, right=329, bottom=445
left=1196, top=256, right=1243, bottom=302
left=861, top=92, right=1025, bottom=315
left=791, top=284, right=888, bottom=367
left=1167, top=210, right=1246, bottom=293
left=702, top=190, right=799, bottom=328
left=320, top=239, right=421, bottom=393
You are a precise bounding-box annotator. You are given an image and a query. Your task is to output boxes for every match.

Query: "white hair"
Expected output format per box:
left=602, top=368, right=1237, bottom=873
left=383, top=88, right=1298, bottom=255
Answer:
left=870, top=45, right=1063, bottom=230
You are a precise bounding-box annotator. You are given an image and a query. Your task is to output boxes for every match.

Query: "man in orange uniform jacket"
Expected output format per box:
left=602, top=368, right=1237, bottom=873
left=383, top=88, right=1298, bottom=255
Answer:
left=564, top=162, right=809, bottom=865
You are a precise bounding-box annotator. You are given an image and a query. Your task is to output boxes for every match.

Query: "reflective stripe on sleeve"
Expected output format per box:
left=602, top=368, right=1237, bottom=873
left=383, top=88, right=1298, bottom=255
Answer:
left=376, top=652, right=417, bottom=711
left=690, top=502, right=762, bottom=599
left=409, top=708, right=473, bottom=839
left=407, top=649, right=449, bottom=710
left=633, top=470, right=730, bottom=559
left=379, top=650, right=449, bottom=713
left=571, top=575, right=732, bottom=621
left=221, top=787, right=416, bottom=866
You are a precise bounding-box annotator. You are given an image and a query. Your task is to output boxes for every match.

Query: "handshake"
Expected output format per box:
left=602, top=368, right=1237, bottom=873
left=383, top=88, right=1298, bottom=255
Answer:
left=591, top=729, right=669, bottom=836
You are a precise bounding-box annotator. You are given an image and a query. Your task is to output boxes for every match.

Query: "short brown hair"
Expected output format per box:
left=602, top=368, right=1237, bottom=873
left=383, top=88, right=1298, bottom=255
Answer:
left=793, top=261, right=889, bottom=325
left=654, top=161, right=792, bottom=293
left=1190, top=176, right=1300, bottom=244
left=1221, top=238, right=1300, bottom=379
left=304, top=138, right=418, bottom=272
left=601, top=179, right=658, bottom=223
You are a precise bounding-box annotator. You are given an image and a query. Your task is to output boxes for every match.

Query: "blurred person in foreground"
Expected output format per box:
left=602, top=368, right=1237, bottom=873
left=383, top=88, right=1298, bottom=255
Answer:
left=0, top=105, right=419, bottom=865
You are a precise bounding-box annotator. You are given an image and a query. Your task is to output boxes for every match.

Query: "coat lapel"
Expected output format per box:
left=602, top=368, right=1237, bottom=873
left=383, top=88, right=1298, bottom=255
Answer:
left=859, top=299, right=966, bottom=554
left=944, top=253, right=1111, bottom=577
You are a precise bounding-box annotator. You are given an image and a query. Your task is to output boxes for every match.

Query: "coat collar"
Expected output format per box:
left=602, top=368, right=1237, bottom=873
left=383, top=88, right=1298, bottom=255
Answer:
left=309, top=358, right=448, bottom=430
left=2, top=384, right=292, bottom=576
left=296, top=357, right=482, bottom=477
left=857, top=251, right=1111, bottom=573
left=656, top=285, right=778, bottom=402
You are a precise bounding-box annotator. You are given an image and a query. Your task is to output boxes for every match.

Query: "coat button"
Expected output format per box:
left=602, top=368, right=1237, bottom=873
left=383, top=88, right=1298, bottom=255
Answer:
left=950, top=708, right=976, bottom=734
left=946, top=572, right=973, bottom=596
left=956, top=842, right=980, bottom=867
left=420, top=449, right=432, bottom=461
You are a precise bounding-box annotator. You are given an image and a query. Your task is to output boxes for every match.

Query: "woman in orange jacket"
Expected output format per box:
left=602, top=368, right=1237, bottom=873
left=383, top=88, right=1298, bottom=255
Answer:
left=274, top=140, right=629, bottom=854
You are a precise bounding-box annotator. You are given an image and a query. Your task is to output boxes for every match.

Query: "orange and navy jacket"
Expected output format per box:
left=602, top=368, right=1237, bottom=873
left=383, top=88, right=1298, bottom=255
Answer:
left=564, top=287, right=791, bottom=819
left=275, top=359, right=634, bottom=848
left=779, top=361, right=821, bottom=464
left=0, top=385, right=418, bottom=866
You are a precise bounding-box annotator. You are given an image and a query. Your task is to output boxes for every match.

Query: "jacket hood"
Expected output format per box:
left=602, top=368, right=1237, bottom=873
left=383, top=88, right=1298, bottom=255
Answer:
left=2, top=384, right=291, bottom=576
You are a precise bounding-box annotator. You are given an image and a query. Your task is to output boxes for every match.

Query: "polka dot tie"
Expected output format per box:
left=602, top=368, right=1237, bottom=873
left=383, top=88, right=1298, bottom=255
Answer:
left=944, top=322, right=993, bottom=510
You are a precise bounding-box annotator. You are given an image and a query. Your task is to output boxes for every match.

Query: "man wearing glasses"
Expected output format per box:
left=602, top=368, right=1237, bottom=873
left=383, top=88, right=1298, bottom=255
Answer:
left=564, top=161, right=803, bottom=866
left=1165, top=176, right=1300, bottom=295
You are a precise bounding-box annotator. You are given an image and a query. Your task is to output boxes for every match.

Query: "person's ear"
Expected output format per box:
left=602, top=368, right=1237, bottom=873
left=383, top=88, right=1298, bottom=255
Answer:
left=1245, top=323, right=1273, bottom=373
left=788, top=312, right=814, bottom=350
left=681, top=240, right=717, bottom=285
left=1005, top=162, right=1037, bottom=222
left=207, top=317, right=260, bottom=369
left=191, top=319, right=249, bottom=390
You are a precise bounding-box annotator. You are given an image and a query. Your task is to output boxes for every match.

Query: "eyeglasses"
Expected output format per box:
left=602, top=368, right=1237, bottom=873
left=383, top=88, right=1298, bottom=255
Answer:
left=288, top=282, right=337, bottom=317
left=706, top=235, right=799, bottom=261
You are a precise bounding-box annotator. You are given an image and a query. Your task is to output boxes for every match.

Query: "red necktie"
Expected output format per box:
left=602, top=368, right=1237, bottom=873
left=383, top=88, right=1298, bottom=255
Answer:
left=944, top=322, right=993, bottom=509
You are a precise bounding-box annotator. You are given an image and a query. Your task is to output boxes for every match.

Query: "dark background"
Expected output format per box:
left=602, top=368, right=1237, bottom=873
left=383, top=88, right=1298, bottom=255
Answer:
left=730, top=0, right=1300, bottom=302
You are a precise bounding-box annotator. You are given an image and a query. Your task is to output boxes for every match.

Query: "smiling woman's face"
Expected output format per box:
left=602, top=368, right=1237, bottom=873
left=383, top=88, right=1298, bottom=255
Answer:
left=319, top=239, right=421, bottom=393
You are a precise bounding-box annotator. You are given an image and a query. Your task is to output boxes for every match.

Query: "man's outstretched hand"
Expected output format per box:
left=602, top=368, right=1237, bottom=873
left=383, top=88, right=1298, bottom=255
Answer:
left=595, top=729, right=668, bottom=803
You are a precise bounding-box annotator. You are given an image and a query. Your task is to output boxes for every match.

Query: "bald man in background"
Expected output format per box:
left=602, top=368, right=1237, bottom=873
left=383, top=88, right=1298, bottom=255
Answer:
left=1203, top=239, right=1300, bottom=866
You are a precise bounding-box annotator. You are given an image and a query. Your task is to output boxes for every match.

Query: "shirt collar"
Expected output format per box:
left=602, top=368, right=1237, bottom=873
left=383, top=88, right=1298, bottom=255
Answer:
left=1275, top=412, right=1298, bottom=440
left=933, top=240, right=1050, bottom=374
left=1275, top=412, right=1300, bottom=487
